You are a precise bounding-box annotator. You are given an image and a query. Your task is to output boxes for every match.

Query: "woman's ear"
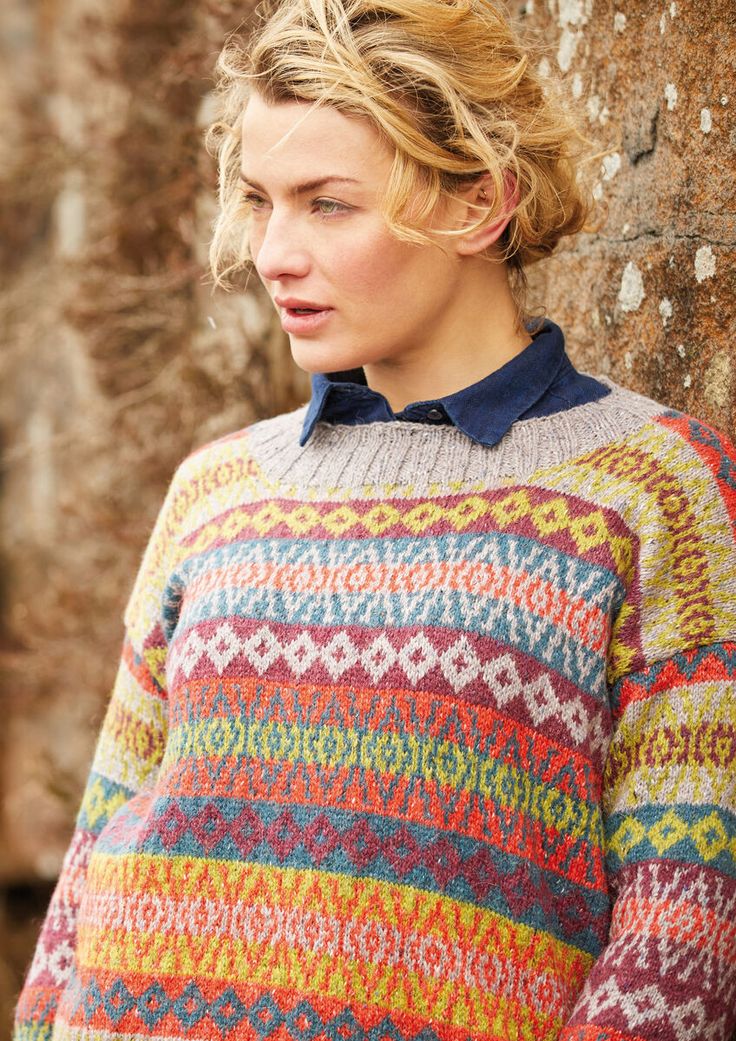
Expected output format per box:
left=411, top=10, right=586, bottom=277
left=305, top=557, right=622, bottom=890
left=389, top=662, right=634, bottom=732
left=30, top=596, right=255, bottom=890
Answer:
left=456, top=171, right=519, bottom=256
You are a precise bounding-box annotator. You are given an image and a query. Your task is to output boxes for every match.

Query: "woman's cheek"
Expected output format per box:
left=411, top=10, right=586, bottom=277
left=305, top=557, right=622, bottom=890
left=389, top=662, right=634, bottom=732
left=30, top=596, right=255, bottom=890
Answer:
left=248, top=226, right=265, bottom=265
left=341, top=240, right=403, bottom=296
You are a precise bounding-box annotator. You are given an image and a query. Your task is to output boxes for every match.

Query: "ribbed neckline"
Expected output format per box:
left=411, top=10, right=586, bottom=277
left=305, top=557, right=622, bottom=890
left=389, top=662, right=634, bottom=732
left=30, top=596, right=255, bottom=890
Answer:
left=244, top=378, right=664, bottom=495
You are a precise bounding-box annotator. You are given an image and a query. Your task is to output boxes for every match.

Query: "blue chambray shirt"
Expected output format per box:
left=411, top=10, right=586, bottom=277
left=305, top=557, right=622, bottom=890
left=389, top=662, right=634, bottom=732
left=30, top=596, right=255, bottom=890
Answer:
left=299, top=319, right=610, bottom=447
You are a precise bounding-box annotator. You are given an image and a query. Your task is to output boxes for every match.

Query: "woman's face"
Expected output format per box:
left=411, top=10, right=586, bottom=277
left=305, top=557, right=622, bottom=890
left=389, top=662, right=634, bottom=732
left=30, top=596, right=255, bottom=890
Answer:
left=240, top=92, right=470, bottom=375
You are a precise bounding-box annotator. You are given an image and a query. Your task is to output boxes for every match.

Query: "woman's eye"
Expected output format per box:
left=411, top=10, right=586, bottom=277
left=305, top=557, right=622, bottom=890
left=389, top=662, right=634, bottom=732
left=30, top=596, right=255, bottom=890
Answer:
left=241, top=192, right=268, bottom=210
left=315, top=198, right=348, bottom=216
left=239, top=193, right=348, bottom=217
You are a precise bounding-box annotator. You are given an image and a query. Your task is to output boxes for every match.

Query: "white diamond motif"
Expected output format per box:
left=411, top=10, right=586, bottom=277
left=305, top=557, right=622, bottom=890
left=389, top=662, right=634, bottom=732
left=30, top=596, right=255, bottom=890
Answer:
left=361, top=634, right=398, bottom=683
left=46, top=940, right=74, bottom=985
left=482, top=654, right=523, bottom=705
left=134, top=891, right=168, bottom=933
left=560, top=697, right=588, bottom=743
left=206, top=623, right=241, bottom=674
left=583, top=976, right=624, bottom=1018
left=177, top=631, right=206, bottom=677
left=398, top=633, right=438, bottom=683
left=242, top=625, right=281, bottom=670
left=670, top=998, right=709, bottom=1041
left=283, top=632, right=319, bottom=676
left=321, top=632, right=360, bottom=678
left=626, top=982, right=673, bottom=1028
left=526, top=674, right=559, bottom=723
left=439, top=636, right=481, bottom=691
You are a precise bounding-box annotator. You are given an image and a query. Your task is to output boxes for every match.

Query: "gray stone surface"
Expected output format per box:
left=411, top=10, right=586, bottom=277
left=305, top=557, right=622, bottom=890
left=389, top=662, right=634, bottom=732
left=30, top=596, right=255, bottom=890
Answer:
left=513, top=0, right=735, bottom=432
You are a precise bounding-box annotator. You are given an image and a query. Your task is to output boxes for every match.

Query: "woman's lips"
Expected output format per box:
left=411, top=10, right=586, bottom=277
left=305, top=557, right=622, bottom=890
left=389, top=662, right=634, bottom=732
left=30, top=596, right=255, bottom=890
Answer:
left=279, top=305, right=334, bottom=335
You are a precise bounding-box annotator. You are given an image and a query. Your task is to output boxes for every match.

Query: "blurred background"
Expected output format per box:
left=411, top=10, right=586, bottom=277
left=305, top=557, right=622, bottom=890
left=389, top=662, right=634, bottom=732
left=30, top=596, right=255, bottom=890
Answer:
left=0, top=0, right=734, bottom=1035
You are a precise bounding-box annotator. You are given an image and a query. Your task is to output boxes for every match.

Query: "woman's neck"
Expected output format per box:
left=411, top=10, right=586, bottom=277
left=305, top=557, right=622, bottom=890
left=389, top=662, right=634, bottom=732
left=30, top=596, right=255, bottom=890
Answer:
left=361, top=258, right=531, bottom=412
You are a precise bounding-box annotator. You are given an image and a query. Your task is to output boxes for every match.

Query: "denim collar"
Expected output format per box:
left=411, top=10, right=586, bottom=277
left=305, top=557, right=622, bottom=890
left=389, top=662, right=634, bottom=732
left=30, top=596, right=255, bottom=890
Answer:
left=299, top=320, right=601, bottom=447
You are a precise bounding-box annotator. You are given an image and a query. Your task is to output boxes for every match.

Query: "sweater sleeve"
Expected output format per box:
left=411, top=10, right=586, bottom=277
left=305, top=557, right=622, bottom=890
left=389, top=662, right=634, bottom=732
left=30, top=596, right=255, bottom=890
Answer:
left=561, top=645, right=736, bottom=1041
left=561, top=415, right=736, bottom=1041
left=13, top=462, right=188, bottom=1041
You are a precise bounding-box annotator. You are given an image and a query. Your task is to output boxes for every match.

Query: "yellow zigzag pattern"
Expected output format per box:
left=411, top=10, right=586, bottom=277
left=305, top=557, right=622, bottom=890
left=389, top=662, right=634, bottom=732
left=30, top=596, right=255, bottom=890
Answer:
left=90, top=657, right=167, bottom=792
left=166, top=719, right=600, bottom=845
left=84, top=853, right=591, bottom=985
left=606, top=681, right=736, bottom=808
left=607, top=600, right=638, bottom=684
left=143, top=645, right=168, bottom=693
left=79, top=779, right=130, bottom=834
left=608, top=808, right=736, bottom=863
left=534, top=419, right=714, bottom=514
left=76, top=923, right=566, bottom=1037
left=183, top=490, right=634, bottom=575
left=535, top=422, right=736, bottom=673
left=21, top=1030, right=112, bottom=1041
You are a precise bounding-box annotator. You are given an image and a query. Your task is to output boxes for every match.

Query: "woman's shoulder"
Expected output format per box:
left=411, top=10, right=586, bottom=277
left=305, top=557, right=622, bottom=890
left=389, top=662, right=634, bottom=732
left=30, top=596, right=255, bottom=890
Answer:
left=186, top=404, right=308, bottom=466
left=148, top=404, right=309, bottom=538
left=173, top=404, right=308, bottom=481
left=524, top=376, right=736, bottom=533
left=592, top=376, right=736, bottom=468
left=559, top=375, right=734, bottom=466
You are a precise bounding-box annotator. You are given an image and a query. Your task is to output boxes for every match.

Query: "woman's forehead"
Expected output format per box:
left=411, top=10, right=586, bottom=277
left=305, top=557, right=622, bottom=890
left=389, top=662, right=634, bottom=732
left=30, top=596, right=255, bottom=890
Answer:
left=240, top=92, right=392, bottom=184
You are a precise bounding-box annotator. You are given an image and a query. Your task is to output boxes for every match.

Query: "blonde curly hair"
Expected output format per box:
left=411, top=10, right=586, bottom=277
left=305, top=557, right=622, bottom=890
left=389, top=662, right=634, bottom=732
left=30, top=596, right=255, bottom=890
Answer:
left=207, top=0, right=595, bottom=316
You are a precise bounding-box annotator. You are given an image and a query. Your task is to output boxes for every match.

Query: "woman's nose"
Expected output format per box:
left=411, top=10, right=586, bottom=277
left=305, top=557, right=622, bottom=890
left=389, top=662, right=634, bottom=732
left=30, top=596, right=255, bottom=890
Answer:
left=252, top=212, right=311, bottom=283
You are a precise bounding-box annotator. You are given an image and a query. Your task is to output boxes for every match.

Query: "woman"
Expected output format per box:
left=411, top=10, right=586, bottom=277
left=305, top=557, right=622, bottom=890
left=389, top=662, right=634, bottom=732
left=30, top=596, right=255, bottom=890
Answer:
left=15, top=0, right=736, bottom=1039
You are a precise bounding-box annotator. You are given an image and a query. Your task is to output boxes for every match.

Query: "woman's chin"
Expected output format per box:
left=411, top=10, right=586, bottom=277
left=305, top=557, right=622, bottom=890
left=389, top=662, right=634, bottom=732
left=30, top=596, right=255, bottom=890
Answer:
left=289, top=337, right=369, bottom=375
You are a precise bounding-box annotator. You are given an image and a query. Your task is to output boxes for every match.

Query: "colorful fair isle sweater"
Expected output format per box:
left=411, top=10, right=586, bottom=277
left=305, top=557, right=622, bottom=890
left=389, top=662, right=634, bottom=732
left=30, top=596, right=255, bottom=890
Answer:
left=15, top=381, right=736, bottom=1041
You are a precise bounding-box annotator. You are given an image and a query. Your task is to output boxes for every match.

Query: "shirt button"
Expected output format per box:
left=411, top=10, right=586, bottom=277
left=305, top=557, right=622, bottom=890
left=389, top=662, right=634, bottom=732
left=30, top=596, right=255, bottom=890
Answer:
left=425, top=407, right=444, bottom=423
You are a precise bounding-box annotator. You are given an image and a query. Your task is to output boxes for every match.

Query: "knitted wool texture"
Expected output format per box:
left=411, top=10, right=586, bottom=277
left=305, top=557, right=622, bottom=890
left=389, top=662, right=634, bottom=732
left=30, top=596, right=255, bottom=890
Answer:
left=15, top=382, right=736, bottom=1041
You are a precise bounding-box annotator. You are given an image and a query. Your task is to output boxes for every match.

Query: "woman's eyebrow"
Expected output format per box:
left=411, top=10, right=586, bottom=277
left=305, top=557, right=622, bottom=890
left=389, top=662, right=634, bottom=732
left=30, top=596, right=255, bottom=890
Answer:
left=239, top=173, right=362, bottom=194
